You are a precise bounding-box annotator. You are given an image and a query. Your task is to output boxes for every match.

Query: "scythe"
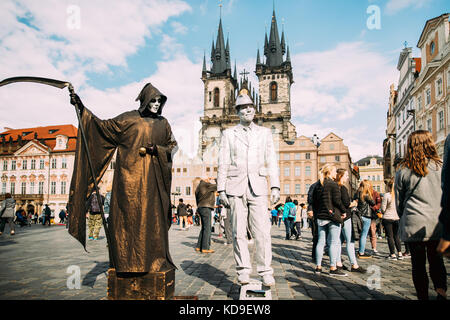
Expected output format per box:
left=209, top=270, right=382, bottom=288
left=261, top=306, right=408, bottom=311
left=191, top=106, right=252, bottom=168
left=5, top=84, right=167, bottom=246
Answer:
left=0, top=76, right=116, bottom=268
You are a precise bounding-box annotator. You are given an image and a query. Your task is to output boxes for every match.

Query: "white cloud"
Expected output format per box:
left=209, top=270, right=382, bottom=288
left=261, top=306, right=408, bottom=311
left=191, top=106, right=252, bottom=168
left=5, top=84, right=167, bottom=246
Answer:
left=171, top=21, right=188, bottom=34
left=385, top=0, right=432, bottom=15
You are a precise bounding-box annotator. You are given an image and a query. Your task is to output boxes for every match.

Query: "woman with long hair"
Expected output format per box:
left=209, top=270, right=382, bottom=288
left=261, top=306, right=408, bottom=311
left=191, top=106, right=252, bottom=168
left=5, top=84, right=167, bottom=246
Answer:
left=335, top=169, right=365, bottom=273
left=314, top=164, right=347, bottom=276
left=353, top=180, right=376, bottom=258
left=0, top=193, right=16, bottom=236
left=395, top=130, right=447, bottom=300
left=381, top=177, right=403, bottom=260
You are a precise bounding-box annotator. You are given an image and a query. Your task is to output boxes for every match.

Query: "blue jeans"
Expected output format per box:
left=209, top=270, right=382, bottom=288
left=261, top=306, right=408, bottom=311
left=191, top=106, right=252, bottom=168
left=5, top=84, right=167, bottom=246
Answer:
left=315, top=219, right=342, bottom=268
left=358, top=216, right=372, bottom=254
left=337, top=218, right=357, bottom=266
left=283, top=218, right=295, bottom=239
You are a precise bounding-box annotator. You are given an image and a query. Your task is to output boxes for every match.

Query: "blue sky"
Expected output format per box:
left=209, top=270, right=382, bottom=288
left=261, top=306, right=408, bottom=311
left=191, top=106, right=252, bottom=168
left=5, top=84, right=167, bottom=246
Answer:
left=0, top=0, right=449, bottom=161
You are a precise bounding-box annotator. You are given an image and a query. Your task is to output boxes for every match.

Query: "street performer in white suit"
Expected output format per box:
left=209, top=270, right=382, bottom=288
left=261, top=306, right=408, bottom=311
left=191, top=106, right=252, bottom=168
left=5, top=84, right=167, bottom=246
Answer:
left=218, top=89, right=280, bottom=287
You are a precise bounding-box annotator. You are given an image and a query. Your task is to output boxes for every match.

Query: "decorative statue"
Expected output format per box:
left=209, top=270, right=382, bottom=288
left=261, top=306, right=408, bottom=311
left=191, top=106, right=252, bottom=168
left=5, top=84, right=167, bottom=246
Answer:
left=67, top=83, right=178, bottom=298
left=217, top=89, right=280, bottom=287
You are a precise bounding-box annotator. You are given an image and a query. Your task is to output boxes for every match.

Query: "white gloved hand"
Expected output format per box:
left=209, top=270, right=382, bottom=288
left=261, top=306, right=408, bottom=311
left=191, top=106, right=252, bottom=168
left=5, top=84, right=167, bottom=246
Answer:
left=270, top=188, right=280, bottom=205
left=219, top=191, right=230, bottom=208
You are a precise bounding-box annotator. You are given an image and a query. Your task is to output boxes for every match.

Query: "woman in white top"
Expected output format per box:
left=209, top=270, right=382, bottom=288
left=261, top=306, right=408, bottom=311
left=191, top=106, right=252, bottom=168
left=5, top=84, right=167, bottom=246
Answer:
left=381, top=177, right=403, bottom=260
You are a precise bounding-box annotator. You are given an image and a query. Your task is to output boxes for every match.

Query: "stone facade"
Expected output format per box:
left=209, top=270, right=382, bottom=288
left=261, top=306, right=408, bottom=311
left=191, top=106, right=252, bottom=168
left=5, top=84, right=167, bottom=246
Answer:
left=355, top=156, right=385, bottom=194
left=0, top=125, right=77, bottom=220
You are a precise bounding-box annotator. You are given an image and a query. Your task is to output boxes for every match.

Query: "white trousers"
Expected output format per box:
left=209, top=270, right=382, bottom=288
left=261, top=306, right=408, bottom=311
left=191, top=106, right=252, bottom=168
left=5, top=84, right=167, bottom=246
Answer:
left=228, top=183, right=273, bottom=277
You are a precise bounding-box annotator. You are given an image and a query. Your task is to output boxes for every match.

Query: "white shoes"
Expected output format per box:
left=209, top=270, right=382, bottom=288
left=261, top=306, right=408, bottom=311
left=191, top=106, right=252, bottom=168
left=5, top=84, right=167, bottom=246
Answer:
left=262, top=274, right=275, bottom=287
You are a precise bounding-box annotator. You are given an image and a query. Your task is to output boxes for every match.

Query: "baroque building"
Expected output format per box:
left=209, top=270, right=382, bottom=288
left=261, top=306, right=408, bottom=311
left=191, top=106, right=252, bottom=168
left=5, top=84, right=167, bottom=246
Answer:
left=0, top=125, right=77, bottom=219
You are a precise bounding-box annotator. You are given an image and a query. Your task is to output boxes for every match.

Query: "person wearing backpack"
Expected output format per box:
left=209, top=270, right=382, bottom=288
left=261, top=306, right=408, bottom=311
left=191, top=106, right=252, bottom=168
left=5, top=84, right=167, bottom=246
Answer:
left=43, top=204, right=52, bottom=226
left=282, top=197, right=297, bottom=240
left=86, top=191, right=105, bottom=240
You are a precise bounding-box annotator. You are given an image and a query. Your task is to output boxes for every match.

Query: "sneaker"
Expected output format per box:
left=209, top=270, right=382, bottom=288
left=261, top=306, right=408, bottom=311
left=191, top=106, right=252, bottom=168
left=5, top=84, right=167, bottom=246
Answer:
left=387, top=255, right=397, bottom=260
left=350, top=266, right=366, bottom=273
left=372, top=249, right=379, bottom=255
left=329, top=268, right=348, bottom=277
left=10, top=231, right=15, bottom=235
left=314, top=267, right=322, bottom=275
left=238, top=274, right=250, bottom=285
left=262, top=274, right=275, bottom=287
left=337, top=265, right=348, bottom=271
left=397, top=253, right=404, bottom=260
left=201, top=249, right=215, bottom=253
left=357, top=252, right=372, bottom=259
left=402, top=252, right=411, bottom=258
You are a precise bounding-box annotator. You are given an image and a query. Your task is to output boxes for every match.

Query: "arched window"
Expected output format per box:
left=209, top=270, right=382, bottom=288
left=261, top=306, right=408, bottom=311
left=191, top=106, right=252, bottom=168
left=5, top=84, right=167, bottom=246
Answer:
left=270, top=82, right=277, bottom=101
left=214, top=88, right=220, bottom=107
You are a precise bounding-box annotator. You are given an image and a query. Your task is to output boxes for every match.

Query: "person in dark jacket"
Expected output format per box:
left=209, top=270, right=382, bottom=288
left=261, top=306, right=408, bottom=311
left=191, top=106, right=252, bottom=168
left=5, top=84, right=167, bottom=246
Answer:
left=334, top=169, right=365, bottom=273
left=0, top=193, right=16, bottom=235
left=437, top=133, right=450, bottom=257
left=353, top=181, right=376, bottom=258
left=177, top=198, right=188, bottom=230
left=314, top=164, right=347, bottom=276
left=195, top=177, right=217, bottom=253
left=308, top=176, right=323, bottom=261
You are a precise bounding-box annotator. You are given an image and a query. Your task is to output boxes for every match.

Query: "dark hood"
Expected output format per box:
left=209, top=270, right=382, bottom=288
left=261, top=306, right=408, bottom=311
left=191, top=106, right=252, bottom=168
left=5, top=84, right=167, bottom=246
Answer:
left=135, top=83, right=167, bottom=116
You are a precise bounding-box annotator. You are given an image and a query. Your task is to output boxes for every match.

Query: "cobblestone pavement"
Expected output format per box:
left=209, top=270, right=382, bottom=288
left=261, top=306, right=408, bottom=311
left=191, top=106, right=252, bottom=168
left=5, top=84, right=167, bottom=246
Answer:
left=0, top=221, right=448, bottom=300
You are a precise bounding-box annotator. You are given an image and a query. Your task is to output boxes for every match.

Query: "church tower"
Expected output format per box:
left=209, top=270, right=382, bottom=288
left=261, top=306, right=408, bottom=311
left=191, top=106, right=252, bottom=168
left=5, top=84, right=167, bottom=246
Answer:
left=199, top=17, right=239, bottom=160
left=255, top=8, right=296, bottom=143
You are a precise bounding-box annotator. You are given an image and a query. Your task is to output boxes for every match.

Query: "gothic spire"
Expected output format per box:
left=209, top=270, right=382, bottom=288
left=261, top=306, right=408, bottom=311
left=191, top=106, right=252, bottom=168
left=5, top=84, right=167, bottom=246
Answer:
left=256, top=48, right=261, bottom=65
left=210, top=17, right=228, bottom=74
left=202, top=51, right=207, bottom=72
left=265, top=8, right=283, bottom=67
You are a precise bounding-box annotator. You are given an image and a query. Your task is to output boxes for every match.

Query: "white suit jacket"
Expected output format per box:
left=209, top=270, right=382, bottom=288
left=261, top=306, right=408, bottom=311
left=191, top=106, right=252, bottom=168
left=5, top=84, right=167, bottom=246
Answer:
left=217, top=122, right=280, bottom=197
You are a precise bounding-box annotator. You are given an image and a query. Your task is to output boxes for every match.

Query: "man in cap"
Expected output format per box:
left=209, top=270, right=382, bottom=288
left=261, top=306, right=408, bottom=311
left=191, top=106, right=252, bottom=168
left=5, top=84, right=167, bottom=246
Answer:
left=217, top=89, right=280, bottom=287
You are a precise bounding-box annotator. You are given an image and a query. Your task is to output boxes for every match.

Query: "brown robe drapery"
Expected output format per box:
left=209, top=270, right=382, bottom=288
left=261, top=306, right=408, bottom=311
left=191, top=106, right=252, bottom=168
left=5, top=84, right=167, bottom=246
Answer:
left=68, top=84, right=177, bottom=273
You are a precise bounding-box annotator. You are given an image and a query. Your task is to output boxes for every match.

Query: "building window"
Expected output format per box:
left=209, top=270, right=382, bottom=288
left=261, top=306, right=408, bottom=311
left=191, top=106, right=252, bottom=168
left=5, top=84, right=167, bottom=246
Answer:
left=183, top=168, right=187, bottom=173
left=51, top=182, right=56, bottom=195
left=427, top=118, right=432, bottom=133
left=330, top=144, right=335, bottom=150
left=377, top=175, right=380, bottom=181
left=426, top=89, right=431, bottom=105
left=22, top=160, right=27, bottom=170
left=436, top=78, right=443, bottom=97
left=270, top=82, right=278, bottom=101
left=417, top=96, right=422, bottom=111
left=284, top=167, right=290, bottom=177
left=208, top=91, right=212, bottom=102
left=305, top=153, right=311, bottom=160
left=284, top=184, right=290, bottom=194
left=294, top=153, right=301, bottom=160
left=295, top=184, right=301, bottom=194
left=51, top=158, right=57, bottom=169
left=430, top=41, right=435, bottom=55
left=38, top=181, right=44, bottom=194
left=320, top=156, right=326, bottom=163
left=40, top=159, right=44, bottom=169
left=175, top=186, right=181, bottom=194
left=305, top=184, right=311, bottom=194
left=21, top=182, right=26, bottom=194
left=61, top=181, right=66, bottom=194
left=185, top=186, right=191, bottom=196
left=11, top=160, right=16, bottom=171
left=61, top=158, right=67, bottom=169
left=2, top=182, right=6, bottom=194
left=376, top=185, right=381, bottom=192
left=31, top=159, right=36, bottom=170
left=176, top=168, right=181, bottom=173
left=305, top=166, right=311, bottom=176
left=2, top=160, right=7, bottom=171
left=335, top=155, right=340, bottom=162
left=10, top=182, right=15, bottom=194
left=283, top=153, right=290, bottom=161
left=295, top=167, right=301, bottom=176
left=439, top=111, right=444, bottom=131
left=206, top=167, right=210, bottom=172
left=30, top=182, right=35, bottom=194
left=214, top=88, right=220, bottom=107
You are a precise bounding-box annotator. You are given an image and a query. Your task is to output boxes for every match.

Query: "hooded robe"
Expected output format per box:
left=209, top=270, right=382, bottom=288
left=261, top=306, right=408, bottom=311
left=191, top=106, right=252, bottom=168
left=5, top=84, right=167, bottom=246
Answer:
left=68, top=83, right=177, bottom=273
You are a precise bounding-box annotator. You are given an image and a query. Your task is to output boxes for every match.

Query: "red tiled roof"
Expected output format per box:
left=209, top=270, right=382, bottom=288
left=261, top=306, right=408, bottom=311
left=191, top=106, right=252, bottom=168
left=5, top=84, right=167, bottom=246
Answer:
left=1, top=124, right=77, bottom=141
left=0, top=124, right=78, bottom=154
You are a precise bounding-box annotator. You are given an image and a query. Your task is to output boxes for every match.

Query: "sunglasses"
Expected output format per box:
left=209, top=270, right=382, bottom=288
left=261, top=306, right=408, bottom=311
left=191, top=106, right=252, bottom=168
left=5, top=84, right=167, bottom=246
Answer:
left=150, top=98, right=162, bottom=103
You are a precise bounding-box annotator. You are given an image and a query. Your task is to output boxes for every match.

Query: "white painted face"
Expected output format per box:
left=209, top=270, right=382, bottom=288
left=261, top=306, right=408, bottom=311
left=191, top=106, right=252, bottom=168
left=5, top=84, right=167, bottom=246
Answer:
left=149, top=95, right=162, bottom=113
left=237, top=105, right=256, bottom=124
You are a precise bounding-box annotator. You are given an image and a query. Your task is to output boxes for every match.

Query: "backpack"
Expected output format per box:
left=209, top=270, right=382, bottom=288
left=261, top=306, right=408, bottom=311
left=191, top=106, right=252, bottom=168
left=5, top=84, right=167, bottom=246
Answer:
left=90, top=193, right=101, bottom=212
left=288, top=205, right=296, bottom=218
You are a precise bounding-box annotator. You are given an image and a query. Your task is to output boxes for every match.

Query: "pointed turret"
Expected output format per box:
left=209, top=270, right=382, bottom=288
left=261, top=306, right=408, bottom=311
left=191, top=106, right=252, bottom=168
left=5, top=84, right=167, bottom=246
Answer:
left=281, top=29, right=286, bottom=55
left=286, top=45, right=291, bottom=62
left=226, top=36, right=231, bottom=69
left=233, top=60, right=237, bottom=79
left=202, top=52, right=207, bottom=72
left=256, top=48, right=261, bottom=65
left=264, top=32, right=269, bottom=56
left=210, top=18, right=228, bottom=74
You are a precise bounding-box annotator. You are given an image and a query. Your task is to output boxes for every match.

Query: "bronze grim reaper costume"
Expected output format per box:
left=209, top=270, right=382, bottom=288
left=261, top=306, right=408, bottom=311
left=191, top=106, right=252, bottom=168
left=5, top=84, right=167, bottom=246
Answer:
left=68, top=83, right=178, bottom=273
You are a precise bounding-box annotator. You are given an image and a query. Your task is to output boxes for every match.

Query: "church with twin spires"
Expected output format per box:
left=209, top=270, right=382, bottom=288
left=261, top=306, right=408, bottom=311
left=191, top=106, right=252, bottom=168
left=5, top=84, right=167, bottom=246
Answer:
left=198, top=8, right=297, bottom=163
